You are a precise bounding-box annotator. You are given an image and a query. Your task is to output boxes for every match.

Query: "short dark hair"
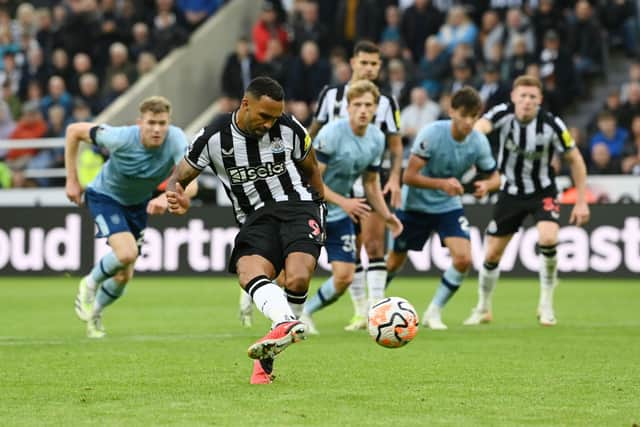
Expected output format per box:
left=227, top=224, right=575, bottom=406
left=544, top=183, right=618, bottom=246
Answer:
left=246, top=76, right=284, bottom=102
left=450, top=86, right=483, bottom=116
left=353, top=40, right=379, bottom=57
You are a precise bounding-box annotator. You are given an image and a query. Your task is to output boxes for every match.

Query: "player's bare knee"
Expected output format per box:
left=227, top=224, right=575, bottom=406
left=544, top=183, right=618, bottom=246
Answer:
left=538, top=236, right=557, bottom=247
left=115, top=249, right=137, bottom=266
left=452, top=254, right=472, bottom=273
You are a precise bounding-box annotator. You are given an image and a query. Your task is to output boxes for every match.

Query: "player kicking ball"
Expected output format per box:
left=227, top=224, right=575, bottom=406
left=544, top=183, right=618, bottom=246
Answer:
left=385, top=87, right=500, bottom=330
left=299, top=81, right=403, bottom=334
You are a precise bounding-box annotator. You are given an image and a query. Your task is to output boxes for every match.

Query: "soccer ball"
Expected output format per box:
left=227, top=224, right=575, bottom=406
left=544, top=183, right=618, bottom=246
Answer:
left=368, top=297, right=419, bottom=348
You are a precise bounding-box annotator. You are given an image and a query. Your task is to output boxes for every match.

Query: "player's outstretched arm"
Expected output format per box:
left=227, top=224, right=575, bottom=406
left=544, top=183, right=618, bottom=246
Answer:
left=362, top=171, right=403, bottom=238
left=564, top=148, right=590, bottom=226
left=64, top=122, right=96, bottom=206
left=166, top=159, right=201, bottom=215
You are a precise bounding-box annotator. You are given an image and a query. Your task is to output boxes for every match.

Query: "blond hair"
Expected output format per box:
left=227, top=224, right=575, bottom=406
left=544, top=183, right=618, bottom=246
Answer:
left=513, top=75, right=542, bottom=91
left=346, top=80, right=380, bottom=104
left=139, top=96, right=171, bottom=115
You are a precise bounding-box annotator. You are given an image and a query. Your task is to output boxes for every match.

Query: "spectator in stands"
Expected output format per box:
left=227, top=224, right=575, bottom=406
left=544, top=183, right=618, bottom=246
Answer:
left=334, top=0, right=382, bottom=52
left=400, top=86, right=440, bottom=142
left=50, top=48, right=73, bottom=89
left=286, top=40, right=330, bottom=105
left=539, top=29, right=577, bottom=103
left=437, top=91, right=451, bottom=119
left=5, top=100, right=47, bottom=170
left=150, top=0, right=190, bottom=59
left=622, top=115, right=640, bottom=175
left=531, top=0, right=566, bottom=55
left=95, top=0, right=132, bottom=70
left=419, top=35, right=449, bottom=99
left=437, top=6, right=477, bottom=55
left=0, top=99, right=15, bottom=143
left=477, top=10, right=504, bottom=63
left=590, top=110, right=628, bottom=159
left=383, top=59, right=411, bottom=109
left=252, top=1, right=289, bottom=63
left=35, top=8, right=54, bottom=58
left=40, top=75, right=73, bottom=119
left=12, top=3, right=38, bottom=42
left=103, top=42, right=136, bottom=95
left=176, top=0, right=222, bottom=31
left=69, top=53, right=93, bottom=95
left=28, top=104, right=66, bottom=186
left=589, top=142, right=621, bottom=174
left=332, top=59, right=351, bottom=85
left=2, top=79, right=21, bottom=120
left=78, top=73, right=103, bottom=115
left=380, top=4, right=401, bottom=43
left=478, top=61, right=509, bottom=112
left=55, top=0, right=100, bottom=60
left=71, top=97, right=92, bottom=122
left=619, top=82, right=640, bottom=130
left=19, top=46, right=48, bottom=99
left=220, top=37, right=261, bottom=113
left=130, top=22, right=151, bottom=62
left=599, top=0, right=638, bottom=57
left=447, top=57, right=476, bottom=94
left=263, top=38, right=290, bottom=89
left=101, top=71, right=129, bottom=108
left=620, top=61, right=640, bottom=103
left=567, top=0, right=604, bottom=78
left=587, top=89, right=623, bottom=134
left=540, top=63, right=563, bottom=115
left=401, top=0, right=443, bottom=63
left=0, top=51, right=21, bottom=96
left=503, top=8, right=535, bottom=59
left=292, top=0, right=329, bottom=56
left=136, top=51, right=157, bottom=77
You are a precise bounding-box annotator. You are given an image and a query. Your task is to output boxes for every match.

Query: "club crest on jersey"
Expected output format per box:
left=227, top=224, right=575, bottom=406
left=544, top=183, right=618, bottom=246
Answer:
left=271, top=137, right=285, bottom=153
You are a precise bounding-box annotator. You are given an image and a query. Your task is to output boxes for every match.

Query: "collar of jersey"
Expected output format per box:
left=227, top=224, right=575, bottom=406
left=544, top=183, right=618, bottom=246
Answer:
left=231, top=110, right=256, bottom=139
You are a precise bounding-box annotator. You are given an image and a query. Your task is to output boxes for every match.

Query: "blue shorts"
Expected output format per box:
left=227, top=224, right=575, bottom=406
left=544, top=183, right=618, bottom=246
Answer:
left=392, top=209, right=470, bottom=253
left=85, top=188, right=148, bottom=246
left=325, top=216, right=356, bottom=263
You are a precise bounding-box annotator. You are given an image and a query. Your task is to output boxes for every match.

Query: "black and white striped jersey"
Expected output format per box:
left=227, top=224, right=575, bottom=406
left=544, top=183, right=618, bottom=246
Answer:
left=484, top=102, right=575, bottom=196
left=185, top=112, right=317, bottom=224
left=315, top=83, right=401, bottom=135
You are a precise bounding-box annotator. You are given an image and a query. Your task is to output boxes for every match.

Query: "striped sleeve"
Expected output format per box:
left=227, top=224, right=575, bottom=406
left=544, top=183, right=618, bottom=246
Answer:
left=483, top=102, right=512, bottom=128
left=185, top=127, right=211, bottom=170
left=547, top=113, right=575, bottom=154
left=288, top=114, right=312, bottom=161
left=382, top=94, right=401, bottom=134
left=314, top=85, right=331, bottom=123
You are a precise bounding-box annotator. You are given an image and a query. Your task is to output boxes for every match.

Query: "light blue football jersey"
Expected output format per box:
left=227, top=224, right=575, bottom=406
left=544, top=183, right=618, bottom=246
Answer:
left=314, top=119, right=385, bottom=222
left=403, top=120, right=496, bottom=214
left=88, top=124, right=188, bottom=205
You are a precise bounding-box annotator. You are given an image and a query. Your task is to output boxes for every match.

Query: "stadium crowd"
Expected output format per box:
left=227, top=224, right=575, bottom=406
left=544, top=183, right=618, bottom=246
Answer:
left=219, top=0, right=640, bottom=179
left=0, top=0, right=225, bottom=187
left=1, top=0, right=639, bottom=189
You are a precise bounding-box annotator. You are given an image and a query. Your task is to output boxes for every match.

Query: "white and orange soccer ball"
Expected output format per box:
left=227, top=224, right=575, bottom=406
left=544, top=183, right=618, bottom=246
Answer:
left=367, top=297, right=419, bottom=348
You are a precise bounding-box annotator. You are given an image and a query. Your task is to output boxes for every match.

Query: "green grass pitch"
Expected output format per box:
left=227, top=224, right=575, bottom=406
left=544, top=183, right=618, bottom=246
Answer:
left=1, top=275, right=639, bottom=426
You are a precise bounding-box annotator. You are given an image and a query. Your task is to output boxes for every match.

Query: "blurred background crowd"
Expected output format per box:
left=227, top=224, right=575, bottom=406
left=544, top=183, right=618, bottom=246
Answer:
left=0, top=0, right=639, bottom=190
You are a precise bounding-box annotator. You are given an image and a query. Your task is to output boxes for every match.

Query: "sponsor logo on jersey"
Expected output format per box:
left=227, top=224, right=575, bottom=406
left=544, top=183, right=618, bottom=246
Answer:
left=227, top=162, right=286, bottom=184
